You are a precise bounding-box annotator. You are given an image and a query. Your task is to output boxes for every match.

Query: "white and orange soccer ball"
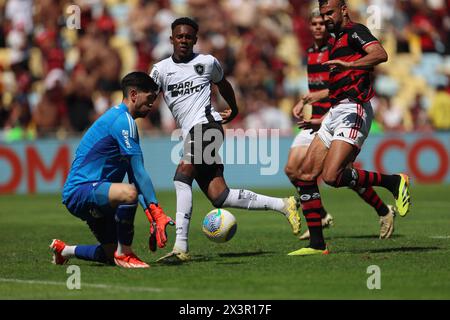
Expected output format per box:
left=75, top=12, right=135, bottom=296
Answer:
left=202, top=208, right=237, bottom=243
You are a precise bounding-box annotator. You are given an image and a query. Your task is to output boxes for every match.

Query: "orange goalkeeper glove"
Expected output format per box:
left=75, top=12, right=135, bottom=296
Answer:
left=145, top=204, right=175, bottom=251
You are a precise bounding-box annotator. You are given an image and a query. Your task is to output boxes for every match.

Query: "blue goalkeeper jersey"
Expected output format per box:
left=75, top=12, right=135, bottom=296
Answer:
left=62, top=103, right=143, bottom=203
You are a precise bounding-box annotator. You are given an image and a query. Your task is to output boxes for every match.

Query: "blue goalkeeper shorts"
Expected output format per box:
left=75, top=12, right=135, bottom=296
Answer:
left=63, top=181, right=117, bottom=244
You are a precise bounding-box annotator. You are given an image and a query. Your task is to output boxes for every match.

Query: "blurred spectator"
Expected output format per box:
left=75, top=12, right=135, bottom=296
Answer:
left=128, top=0, right=159, bottom=71
left=35, top=29, right=65, bottom=75
left=410, top=1, right=444, bottom=53
left=64, top=62, right=96, bottom=132
left=376, top=96, right=405, bottom=132
left=392, top=0, right=412, bottom=53
left=410, top=93, right=433, bottom=131
left=244, top=87, right=292, bottom=135
left=5, top=0, right=33, bottom=35
left=11, top=60, right=31, bottom=91
left=428, top=85, right=450, bottom=130
left=3, top=95, right=33, bottom=141
left=33, top=69, right=69, bottom=136
left=1, top=0, right=450, bottom=140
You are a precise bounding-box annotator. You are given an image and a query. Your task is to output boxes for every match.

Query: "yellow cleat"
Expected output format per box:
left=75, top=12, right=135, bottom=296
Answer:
left=284, top=196, right=302, bottom=235
left=396, top=173, right=411, bottom=217
left=156, top=249, right=191, bottom=264
left=288, top=246, right=329, bottom=256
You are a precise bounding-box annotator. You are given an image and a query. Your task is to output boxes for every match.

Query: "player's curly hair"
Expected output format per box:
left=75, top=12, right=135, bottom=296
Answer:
left=318, top=0, right=346, bottom=7
left=171, top=17, right=199, bottom=33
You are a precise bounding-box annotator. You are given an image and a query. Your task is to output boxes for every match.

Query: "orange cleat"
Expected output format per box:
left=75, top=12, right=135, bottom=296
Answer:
left=114, top=251, right=150, bottom=268
left=49, top=239, right=69, bottom=265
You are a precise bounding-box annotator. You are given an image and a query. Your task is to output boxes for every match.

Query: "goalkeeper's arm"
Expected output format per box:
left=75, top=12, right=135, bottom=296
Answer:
left=128, top=154, right=158, bottom=209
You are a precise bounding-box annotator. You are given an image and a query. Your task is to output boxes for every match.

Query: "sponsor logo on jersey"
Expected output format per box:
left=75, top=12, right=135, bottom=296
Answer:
left=352, top=32, right=366, bottom=45
left=194, top=63, right=205, bottom=75
left=122, top=130, right=132, bottom=148
left=308, top=75, right=327, bottom=86
left=168, top=81, right=207, bottom=97
left=151, top=69, right=159, bottom=82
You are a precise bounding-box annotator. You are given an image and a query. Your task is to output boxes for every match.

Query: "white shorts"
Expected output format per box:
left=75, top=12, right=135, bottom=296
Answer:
left=291, top=128, right=316, bottom=148
left=317, top=99, right=373, bottom=149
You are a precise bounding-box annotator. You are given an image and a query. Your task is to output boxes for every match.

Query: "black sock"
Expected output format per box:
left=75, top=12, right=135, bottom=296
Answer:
left=353, top=186, right=389, bottom=216
left=338, top=168, right=401, bottom=196
left=295, top=180, right=326, bottom=250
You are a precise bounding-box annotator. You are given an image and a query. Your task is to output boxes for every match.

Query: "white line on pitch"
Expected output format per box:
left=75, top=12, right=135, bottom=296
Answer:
left=429, top=236, right=450, bottom=239
left=0, top=278, right=171, bottom=293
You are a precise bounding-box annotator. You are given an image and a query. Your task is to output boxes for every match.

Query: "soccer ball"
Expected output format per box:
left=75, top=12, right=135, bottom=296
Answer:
left=202, top=208, right=237, bottom=243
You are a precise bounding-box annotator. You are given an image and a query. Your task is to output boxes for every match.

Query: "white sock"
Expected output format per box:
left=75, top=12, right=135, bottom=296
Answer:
left=222, top=189, right=286, bottom=214
left=62, top=245, right=76, bottom=258
left=174, top=181, right=193, bottom=253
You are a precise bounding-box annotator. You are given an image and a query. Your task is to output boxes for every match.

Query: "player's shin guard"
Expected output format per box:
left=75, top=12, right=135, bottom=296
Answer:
left=353, top=186, right=389, bottom=216
left=295, top=180, right=326, bottom=249
left=115, top=203, right=138, bottom=246
left=335, top=168, right=399, bottom=194
left=74, top=245, right=108, bottom=263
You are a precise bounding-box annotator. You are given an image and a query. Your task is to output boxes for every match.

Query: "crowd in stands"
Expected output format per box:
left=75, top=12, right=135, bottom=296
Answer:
left=0, top=0, right=450, bottom=142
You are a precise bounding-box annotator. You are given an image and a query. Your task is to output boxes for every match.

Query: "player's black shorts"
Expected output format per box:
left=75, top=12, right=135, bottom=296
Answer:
left=182, top=121, right=224, bottom=182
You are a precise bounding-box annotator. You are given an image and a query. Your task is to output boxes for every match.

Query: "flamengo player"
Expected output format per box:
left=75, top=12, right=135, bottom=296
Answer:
left=285, top=10, right=396, bottom=241
left=150, top=17, right=301, bottom=263
left=288, top=0, right=411, bottom=256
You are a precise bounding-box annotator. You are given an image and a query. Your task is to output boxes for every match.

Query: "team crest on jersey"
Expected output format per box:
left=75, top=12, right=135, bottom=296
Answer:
left=194, top=63, right=205, bottom=75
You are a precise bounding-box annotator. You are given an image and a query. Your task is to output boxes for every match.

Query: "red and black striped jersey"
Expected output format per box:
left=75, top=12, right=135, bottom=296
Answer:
left=328, top=22, right=379, bottom=106
left=307, top=41, right=332, bottom=118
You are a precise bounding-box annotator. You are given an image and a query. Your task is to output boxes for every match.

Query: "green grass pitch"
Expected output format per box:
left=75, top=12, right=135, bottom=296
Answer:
left=0, top=185, right=449, bottom=299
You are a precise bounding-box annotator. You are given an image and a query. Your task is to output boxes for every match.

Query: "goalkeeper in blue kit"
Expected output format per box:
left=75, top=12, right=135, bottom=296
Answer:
left=50, top=72, right=173, bottom=268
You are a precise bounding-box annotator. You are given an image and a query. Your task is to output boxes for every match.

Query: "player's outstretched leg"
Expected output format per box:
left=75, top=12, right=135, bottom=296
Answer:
left=49, top=239, right=115, bottom=265
left=353, top=186, right=397, bottom=239
left=218, top=188, right=302, bottom=235
left=334, top=169, right=411, bottom=216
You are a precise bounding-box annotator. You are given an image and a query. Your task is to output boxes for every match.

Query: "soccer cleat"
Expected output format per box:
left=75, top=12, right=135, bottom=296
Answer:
left=156, top=249, right=191, bottom=264
left=395, top=173, right=411, bottom=217
left=379, top=205, right=396, bottom=239
left=299, top=213, right=334, bottom=240
left=114, top=251, right=150, bottom=268
left=288, top=246, right=329, bottom=256
left=49, top=239, right=69, bottom=265
left=284, top=196, right=302, bottom=235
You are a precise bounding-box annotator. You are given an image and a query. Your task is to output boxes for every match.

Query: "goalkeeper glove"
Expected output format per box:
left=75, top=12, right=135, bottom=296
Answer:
left=145, top=203, right=175, bottom=251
